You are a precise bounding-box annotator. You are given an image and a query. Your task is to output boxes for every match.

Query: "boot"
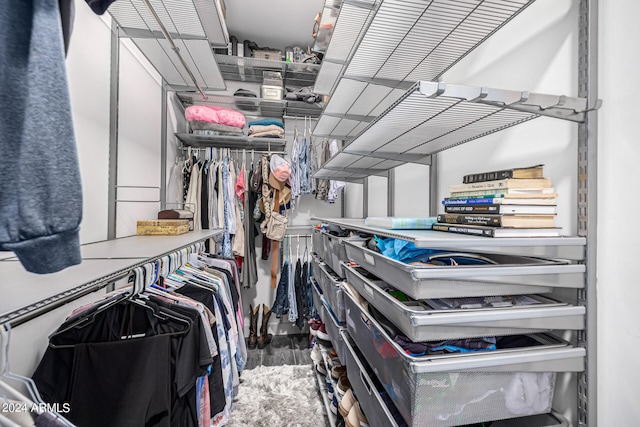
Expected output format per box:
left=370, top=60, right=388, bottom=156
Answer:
left=248, top=304, right=259, bottom=349
left=257, top=304, right=273, bottom=349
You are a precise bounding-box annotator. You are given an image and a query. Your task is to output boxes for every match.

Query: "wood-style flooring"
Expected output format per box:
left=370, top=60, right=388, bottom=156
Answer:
left=244, top=333, right=312, bottom=369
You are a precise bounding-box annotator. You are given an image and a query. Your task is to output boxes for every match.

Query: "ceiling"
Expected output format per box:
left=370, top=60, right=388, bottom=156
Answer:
left=224, top=0, right=326, bottom=53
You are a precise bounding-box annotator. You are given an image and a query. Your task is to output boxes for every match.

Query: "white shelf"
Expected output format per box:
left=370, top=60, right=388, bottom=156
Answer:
left=176, top=92, right=323, bottom=119
left=109, top=0, right=228, bottom=90
left=316, top=81, right=591, bottom=176
left=0, top=230, right=221, bottom=323
left=312, top=218, right=585, bottom=260
left=176, top=133, right=287, bottom=151
left=313, top=0, right=537, bottom=138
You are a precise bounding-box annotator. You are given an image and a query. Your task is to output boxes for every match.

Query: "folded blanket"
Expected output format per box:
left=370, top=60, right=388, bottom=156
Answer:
left=247, top=118, right=284, bottom=129
left=185, top=105, right=246, bottom=129
left=190, top=121, right=244, bottom=133
left=248, top=124, right=284, bottom=134
left=248, top=129, right=284, bottom=138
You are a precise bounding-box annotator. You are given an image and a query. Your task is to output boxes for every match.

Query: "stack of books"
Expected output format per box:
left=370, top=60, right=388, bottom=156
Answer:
left=433, top=164, right=562, bottom=237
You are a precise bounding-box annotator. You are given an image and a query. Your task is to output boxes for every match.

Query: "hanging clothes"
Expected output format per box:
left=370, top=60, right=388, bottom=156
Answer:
left=286, top=242, right=298, bottom=324
left=201, top=161, right=210, bottom=229
left=167, top=158, right=184, bottom=207
left=315, top=141, right=330, bottom=201
left=242, top=163, right=259, bottom=288
left=290, top=135, right=301, bottom=207
left=0, top=0, right=83, bottom=274
left=185, top=162, right=202, bottom=230
left=327, top=139, right=346, bottom=203
left=231, top=161, right=245, bottom=258
left=299, top=137, right=311, bottom=195
left=221, top=157, right=232, bottom=257
left=309, top=138, right=319, bottom=195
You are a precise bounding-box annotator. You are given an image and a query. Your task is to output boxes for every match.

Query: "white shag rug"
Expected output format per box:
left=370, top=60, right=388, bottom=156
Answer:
left=227, top=364, right=329, bottom=427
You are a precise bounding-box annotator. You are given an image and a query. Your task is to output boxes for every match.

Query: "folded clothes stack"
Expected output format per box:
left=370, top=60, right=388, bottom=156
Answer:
left=248, top=119, right=284, bottom=138
left=185, top=105, right=247, bottom=135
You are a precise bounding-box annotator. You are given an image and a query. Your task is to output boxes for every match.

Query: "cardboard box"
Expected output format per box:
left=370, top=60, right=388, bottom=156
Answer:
left=253, top=50, right=282, bottom=61
left=136, top=220, right=190, bottom=236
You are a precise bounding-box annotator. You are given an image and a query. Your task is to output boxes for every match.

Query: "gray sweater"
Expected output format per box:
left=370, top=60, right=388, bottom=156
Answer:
left=0, top=0, right=83, bottom=274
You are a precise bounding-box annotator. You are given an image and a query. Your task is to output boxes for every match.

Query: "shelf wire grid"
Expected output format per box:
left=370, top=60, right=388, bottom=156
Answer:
left=109, top=0, right=225, bottom=89
left=313, top=0, right=535, bottom=139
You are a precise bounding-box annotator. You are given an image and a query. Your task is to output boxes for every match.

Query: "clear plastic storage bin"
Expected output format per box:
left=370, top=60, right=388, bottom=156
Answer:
left=342, top=330, right=409, bottom=427
left=311, top=277, right=323, bottom=318
left=321, top=299, right=347, bottom=365
left=343, top=291, right=585, bottom=427
left=341, top=330, right=572, bottom=427
left=312, top=228, right=325, bottom=260
left=343, top=263, right=585, bottom=342
left=312, top=255, right=346, bottom=322
left=322, top=231, right=368, bottom=277
left=343, top=240, right=585, bottom=299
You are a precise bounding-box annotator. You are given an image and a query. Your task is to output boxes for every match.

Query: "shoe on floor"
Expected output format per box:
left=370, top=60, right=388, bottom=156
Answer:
left=331, top=365, right=347, bottom=381
left=338, top=388, right=356, bottom=419
left=310, top=343, right=323, bottom=365
left=330, top=394, right=339, bottom=416
left=326, top=378, right=334, bottom=400
left=346, top=402, right=369, bottom=427
left=316, top=361, right=327, bottom=377
left=337, top=373, right=351, bottom=397
left=326, top=347, right=341, bottom=369
left=309, top=319, right=322, bottom=336
left=316, top=323, right=331, bottom=341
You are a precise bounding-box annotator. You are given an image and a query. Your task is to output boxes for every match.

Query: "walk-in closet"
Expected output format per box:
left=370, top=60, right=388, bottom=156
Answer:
left=0, top=0, right=637, bottom=426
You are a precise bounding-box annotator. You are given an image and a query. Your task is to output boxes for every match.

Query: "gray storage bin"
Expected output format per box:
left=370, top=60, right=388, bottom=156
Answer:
left=344, top=291, right=585, bottom=427
left=342, top=330, right=570, bottom=427
left=343, top=240, right=585, bottom=299
left=343, top=263, right=585, bottom=341
left=311, top=277, right=323, bottom=318
left=322, top=231, right=368, bottom=277
left=313, top=255, right=346, bottom=323
left=342, top=330, right=408, bottom=427
left=312, top=228, right=325, bottom=261
left=322, top=299, right=347, bottom=365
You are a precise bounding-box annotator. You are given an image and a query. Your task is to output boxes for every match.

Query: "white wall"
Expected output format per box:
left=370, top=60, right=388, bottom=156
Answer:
left=115, top=39, right=163, bottom=237
left=598, top=1, right=640, bottom=425
left=66, top=2, right=112, bottom=244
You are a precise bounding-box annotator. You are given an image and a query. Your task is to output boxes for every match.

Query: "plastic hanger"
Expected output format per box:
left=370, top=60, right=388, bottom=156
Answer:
left=0, top=323, right=46, bottom=409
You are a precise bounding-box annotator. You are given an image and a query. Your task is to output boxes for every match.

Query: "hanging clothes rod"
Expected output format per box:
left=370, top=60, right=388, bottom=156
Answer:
left=283, top=234, right=313, bottom=238
left=0, top=240, right=206, bottom=328
left=141, top=0, right=208, bottom=100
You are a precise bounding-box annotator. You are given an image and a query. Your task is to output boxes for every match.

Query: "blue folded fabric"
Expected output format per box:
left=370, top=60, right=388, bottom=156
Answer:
left=247, top=119, right=284, bottom=128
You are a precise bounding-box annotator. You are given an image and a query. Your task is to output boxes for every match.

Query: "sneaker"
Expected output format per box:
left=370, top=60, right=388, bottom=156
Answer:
left=326, top=378, right=334, bottom=400
left=331, top=365, right=347, bottom=381
left=316, top=323, right=330, bottom=341
left=309, top=319, right=322, bottom=336
left=337, top=373, right=351, bottom=397
left=338, top=388, right=356, bottom=419
left=346, top=402, right=369, bottom=427
left=316, top=361, right=327, bottom=376
left=330, top=394, right=339, bottom=416
left=325, top=348, right=341, bottom=369
left=310, top=343, right=323, bottom=365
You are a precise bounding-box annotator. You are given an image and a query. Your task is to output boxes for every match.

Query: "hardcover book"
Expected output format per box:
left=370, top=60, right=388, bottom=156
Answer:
left=443, top=204, right=557, bottom=215
left=462, top=164, right=545, bottom=184
left=432, top=223, right=562, bottom=238
left=443, top=196, right=558, bottom=205
left=449, top=178, right=552, bottom=193
left=448, top=188, right=557, bottom=198
left=437, top=213, right=556, bottom=228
